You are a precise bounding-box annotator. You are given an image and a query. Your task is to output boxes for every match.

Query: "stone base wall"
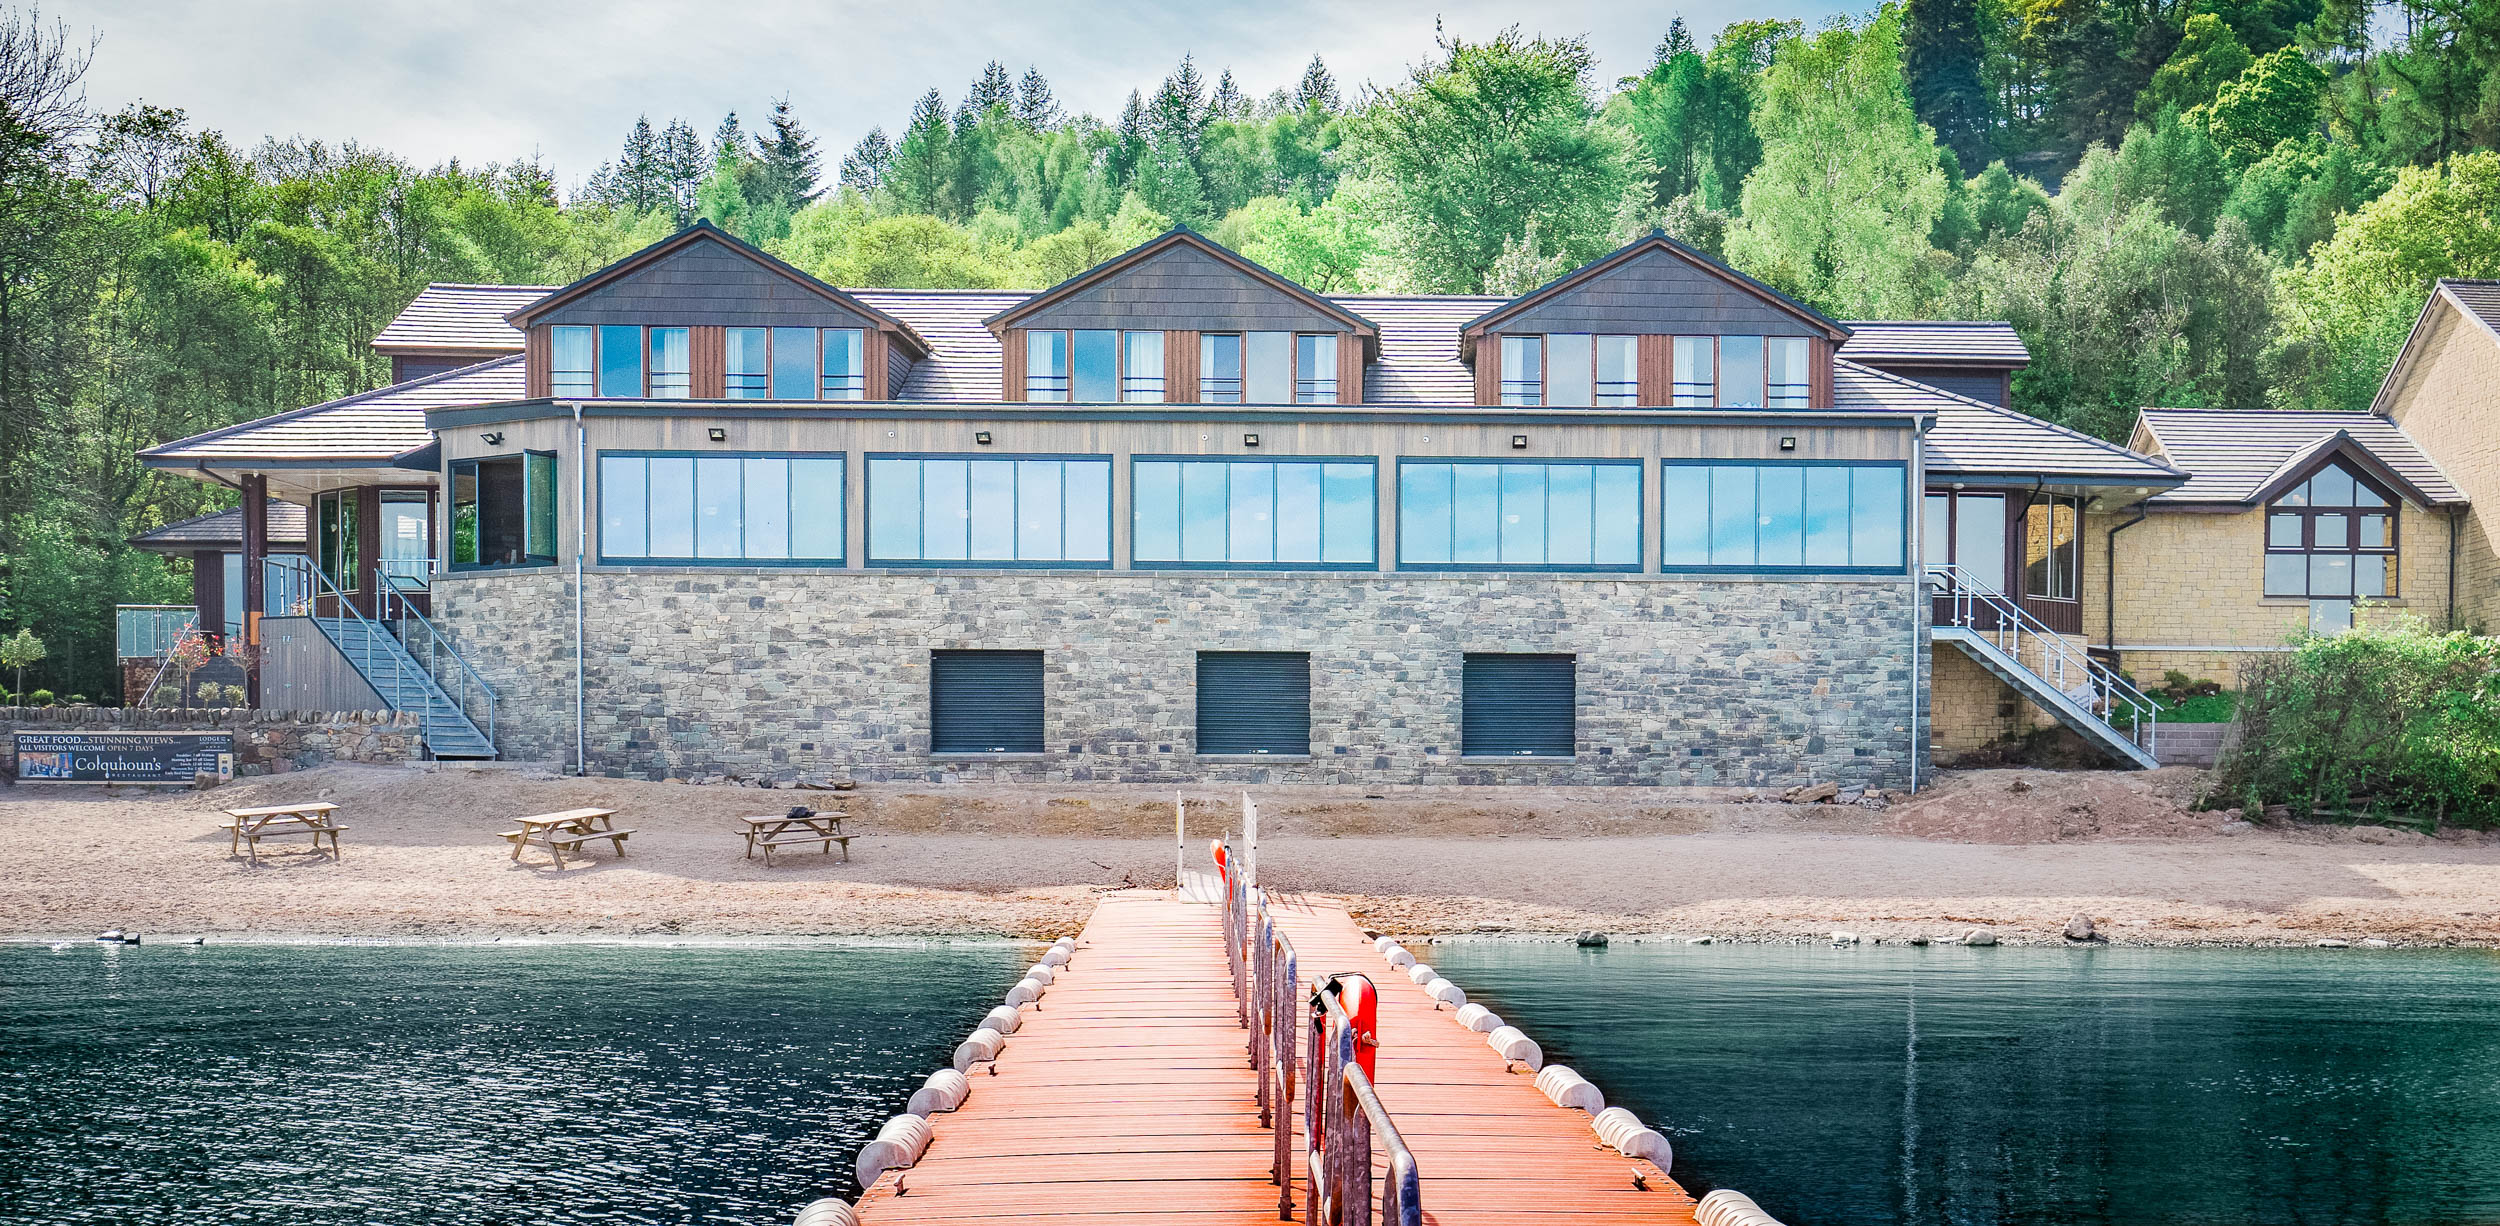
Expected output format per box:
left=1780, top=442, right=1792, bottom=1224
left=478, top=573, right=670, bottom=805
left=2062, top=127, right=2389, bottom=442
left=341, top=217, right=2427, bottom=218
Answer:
left=434, top=569, right=1925, bottom=789
left=1, top=707, right=424, bottom=776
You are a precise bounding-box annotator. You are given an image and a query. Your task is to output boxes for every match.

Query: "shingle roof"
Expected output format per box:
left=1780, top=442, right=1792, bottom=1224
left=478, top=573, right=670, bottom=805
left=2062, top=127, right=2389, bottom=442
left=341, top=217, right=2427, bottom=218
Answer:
left=1336, top=294, right=1507, bottom=404
left=853, top=290, right=1025, bottom=401
left=2438, top=279, right=2500, bottom=335
left=142, top=356, right=525, bottom=465
left=1838, top=321, right=2029, bottom=366
left=2135, top=409, right=2464, bottom=505
left=371, top=284, right=548, bottom=353
left=127, top=504, right=307, bottom=551
left=1834, top=360, right=2181, bottom=485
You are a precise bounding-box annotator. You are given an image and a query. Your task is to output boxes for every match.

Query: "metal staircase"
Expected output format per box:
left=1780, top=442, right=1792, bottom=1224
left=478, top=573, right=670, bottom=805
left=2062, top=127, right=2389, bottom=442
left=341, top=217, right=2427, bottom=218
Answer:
left=266, top=557, right=498, bottom=760
left=1929, top=565, right=2160, bottom=770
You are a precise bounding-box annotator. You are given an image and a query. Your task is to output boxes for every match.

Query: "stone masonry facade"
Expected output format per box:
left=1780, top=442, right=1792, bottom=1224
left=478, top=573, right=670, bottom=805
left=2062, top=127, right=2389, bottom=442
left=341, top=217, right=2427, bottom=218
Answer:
left=2, top=707, right=423, bottom=777
left=434, top=569, right=1925, bottom=789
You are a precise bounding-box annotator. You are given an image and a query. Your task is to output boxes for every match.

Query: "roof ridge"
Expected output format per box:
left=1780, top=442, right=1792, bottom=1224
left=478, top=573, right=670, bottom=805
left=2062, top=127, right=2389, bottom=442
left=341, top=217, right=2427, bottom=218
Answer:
left=140, top=354, right=522, bottom=458
left=1836, top=358, right=2186, bottom=477
left=416, top=282, right=560, bottom=292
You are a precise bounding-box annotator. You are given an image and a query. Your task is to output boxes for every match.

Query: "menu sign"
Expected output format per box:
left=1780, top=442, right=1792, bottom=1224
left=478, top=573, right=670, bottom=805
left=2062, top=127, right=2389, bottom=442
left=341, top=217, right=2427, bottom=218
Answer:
left=13, top=731, right=236, bottom=784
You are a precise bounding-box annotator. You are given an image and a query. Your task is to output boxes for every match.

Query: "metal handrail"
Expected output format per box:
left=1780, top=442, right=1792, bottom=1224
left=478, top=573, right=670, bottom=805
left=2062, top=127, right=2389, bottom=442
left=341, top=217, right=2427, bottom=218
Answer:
left=1928, top=563, right=2160, bottom=754
left=264, top=556, right=423, bottom=737
left=1220, top=846, right=1298, bottom=1219
left=135, top=616, right=203, bottom=708
left=116, top=605, right=200, bottom=659
left=375, top=583, right=498, bottom=750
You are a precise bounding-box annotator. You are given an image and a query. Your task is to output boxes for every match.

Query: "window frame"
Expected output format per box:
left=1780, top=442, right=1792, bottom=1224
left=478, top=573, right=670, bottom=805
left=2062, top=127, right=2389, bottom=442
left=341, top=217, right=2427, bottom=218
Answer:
left=724, top=327, right=772, bottom=399
left=865, top=452, right=1114, bottom=569
left=550, top=325, right=596, bottom=398
left=448, top=450, right=560, bottom=572
left=647, top=326, right=691, bottom=398
left=1295, top=333, right=1339, bottom=404
left=1393, top=457, right=1645, bottom=574
left=316, top=490, right=362, bottom=594
left=1660, top=459, right=1912, bottom=576
left=2022, top=493, right=2084, bottom=603
left=1499, top=334, right=1544, bottom=406
left=594, top=450, right=847, bottom=567
left=2262, top=460, right=2400, bottom=602
left=1671, top=335, right=1717, bottom=407
left=1199, top=333, right=1245, bottom=404
left=1130, top=455, right=1381, bottom=572
left=819, top=327, right=867, bottom=401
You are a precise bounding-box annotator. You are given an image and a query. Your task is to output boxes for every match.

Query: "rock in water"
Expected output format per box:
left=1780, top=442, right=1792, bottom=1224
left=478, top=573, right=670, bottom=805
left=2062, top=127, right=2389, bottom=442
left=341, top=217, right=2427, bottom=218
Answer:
left=1575, top=930, right=1608, bottom=947
left=1962, top=929, right=1998, bottom=947
left=2064, top=913, right=2104, bottom=943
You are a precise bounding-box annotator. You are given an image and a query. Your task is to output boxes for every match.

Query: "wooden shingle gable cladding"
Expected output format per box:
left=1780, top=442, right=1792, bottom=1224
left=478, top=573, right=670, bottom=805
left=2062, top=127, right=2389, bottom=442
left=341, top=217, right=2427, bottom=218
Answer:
left=511, top=220, right=927, bottom=399
left=1461, top=234, right=1851, bottom=408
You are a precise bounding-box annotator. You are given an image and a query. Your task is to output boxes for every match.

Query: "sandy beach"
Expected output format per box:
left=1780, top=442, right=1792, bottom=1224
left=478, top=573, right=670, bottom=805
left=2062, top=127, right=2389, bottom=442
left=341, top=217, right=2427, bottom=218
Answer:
left=3, top=763, right=2496, bottom=946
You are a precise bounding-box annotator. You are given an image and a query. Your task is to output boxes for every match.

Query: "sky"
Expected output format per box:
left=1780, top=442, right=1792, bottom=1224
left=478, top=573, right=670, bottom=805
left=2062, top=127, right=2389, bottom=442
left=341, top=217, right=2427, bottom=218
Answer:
left=58, top=0, right=1850, bottom=194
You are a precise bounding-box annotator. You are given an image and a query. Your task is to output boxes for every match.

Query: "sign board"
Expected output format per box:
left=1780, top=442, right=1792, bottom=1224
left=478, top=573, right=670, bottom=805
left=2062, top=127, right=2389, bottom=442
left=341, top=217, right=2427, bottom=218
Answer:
left=12, top=731, right=235, bottom=784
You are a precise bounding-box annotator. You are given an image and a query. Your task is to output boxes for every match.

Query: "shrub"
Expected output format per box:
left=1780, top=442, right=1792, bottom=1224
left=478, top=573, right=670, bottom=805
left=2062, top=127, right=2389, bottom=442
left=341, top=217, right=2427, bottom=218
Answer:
left=151, top=685, right=181, bottom=707
left=2212, top=618, right=2500, bottom=828
left=27, top=689, right=54, bottom=706
left=221, top=685, right=247, bottom=707
left=65, top=694, right=87, bottom=705
left=197, top=681, right=221, bottom=706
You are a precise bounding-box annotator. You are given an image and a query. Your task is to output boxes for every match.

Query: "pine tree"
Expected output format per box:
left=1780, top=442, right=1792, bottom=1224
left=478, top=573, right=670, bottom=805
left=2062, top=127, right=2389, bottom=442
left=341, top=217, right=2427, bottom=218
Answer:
left=1153, top=55, right=1209, bottom=163
left=618, top=114, right=664, bottom=215
left=1212, top=69, right=1247, bottom=120
left=1110, top=89, right=1149, bottom=188
left=1904, top=0, right=1991, bottom=170
left=887, top=89, right=955, bottom=215
left=660, top=117, right=709, bottom=224
left=969, top=61, right=1015, bottom=114
left=713, top=110, right=750, bottom=165
left=762, top=97, right=822, bottom=209
left=1296, top=55, right=1340, bottom=112
left=1655, top=18, right=1695, bottom=70
left=840, top=127, right=892, bottom=195
left=1015, top=67, right=1062, bottom=128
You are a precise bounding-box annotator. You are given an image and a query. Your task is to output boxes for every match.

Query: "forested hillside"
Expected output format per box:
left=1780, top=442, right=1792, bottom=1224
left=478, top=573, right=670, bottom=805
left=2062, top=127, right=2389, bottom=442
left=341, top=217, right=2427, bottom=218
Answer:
left=1, top=1, right=2496, bottom=701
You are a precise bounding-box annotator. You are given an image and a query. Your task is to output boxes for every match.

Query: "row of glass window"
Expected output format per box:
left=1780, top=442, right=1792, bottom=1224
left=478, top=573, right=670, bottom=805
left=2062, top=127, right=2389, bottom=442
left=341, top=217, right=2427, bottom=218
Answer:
left=588, top=451, right=1911, bottom=574
left=1497, top=334, right=1813, bottom=408
left=549, top=325, right=868, bottom=401
left=1023, top=330, right=1340, bottom=404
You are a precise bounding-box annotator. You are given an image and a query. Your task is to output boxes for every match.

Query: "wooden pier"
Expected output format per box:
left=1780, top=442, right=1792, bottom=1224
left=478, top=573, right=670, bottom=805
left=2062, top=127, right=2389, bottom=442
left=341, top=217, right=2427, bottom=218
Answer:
left=852, top=888, right=1699, bottom=1226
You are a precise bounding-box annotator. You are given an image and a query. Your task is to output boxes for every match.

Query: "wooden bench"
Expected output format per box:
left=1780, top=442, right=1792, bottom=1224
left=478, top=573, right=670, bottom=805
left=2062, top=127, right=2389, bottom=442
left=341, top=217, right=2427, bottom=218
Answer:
left=221, top=803, right=345, bottom=866
left=499, top=808, right=634, bottom=868
left=740, top=812, right=850, bottom=866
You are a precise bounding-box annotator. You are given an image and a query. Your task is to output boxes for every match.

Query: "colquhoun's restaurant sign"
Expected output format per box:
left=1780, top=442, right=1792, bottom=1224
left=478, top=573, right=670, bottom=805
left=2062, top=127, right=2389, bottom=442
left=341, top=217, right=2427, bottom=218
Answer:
left=13, top=731, right=235, bottom=784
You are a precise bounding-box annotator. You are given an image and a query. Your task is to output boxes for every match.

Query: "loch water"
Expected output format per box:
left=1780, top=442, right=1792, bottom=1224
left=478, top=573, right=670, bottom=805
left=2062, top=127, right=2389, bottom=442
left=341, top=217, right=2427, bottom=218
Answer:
left=1423, top=940, right=2500, bottom=1226
left=0, top=941, right=1030, bottom=1225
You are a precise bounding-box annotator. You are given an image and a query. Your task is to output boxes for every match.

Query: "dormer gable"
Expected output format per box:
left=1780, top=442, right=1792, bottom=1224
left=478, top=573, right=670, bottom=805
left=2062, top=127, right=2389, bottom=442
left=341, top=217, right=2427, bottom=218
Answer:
left=985, top=229, right=1379, bottom=405
left=1462, top=232, right=1850, bottom=349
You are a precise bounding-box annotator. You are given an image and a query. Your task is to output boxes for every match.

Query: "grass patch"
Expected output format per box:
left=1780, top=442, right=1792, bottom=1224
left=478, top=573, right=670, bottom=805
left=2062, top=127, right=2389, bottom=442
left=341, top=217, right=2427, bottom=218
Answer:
left=2152, top=691, right=2236, bottom=723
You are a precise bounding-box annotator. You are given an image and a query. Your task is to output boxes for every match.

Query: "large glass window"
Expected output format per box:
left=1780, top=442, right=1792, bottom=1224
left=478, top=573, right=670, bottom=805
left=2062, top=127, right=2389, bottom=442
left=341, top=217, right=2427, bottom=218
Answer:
left=1134, top=459, right=1376, bottom=568
left=648, top=327, right=690, bottom=398
left=1718, top=335, right=1765, bottom=408
left=451, top=452, right=558, bottom=569
left=821, top=328, right=866, bottom=400
left=1672, top=337, right=1715, bottom=406
left=1071, top=329, right=1119, bottom=402
left=771, top=326, right=815, bottom=400
left=1399, top=461, right=1640, bottom=569
left=2023, top=494, right=2082, bottom=601
left=2264, top=461, right=2396, bottom=604
left=1662, top=462, right=1906, bottom=572
left=1245, top=331, right=1291, bottom=403
left=725, top=327, right=770, bottom=398
left=378, top=491, right=430, bottom=591
left=1545, top=334, right=1594, bottom=407
left=317, top=491, right=361, bottom=592
left=599, top=452, right=842, bottom=564
left=551, top=326, right=595, bottom=397
left=597, top=325, right=642, bottom=397
left=1596, top=336, right=1638, bottom=407
left=1024, top=331, right=1069, bottom=402
left=1123, top=331, right=1165, bottom=402
left=1297, top=334, right=1339, bottom=403
left=1767, top=337, right=1811, bottom=408
left=1200, top=334, right=1243, bottom=403
left=1500, top=335, right=1543, bottom=406
left=868, top=456, right=1110, bottom=565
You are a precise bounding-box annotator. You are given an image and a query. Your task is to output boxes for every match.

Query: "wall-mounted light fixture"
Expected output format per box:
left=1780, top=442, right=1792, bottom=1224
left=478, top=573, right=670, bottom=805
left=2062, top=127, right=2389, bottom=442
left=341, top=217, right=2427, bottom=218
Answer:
left=1511, top=434, right=1529, bottom=450
left=1779, top=436, right=1797, bottom=451
left=974, top=431, right=994, bottom=446
left=707, top=427, right=727, bottom=442
left=1243, top=433, right=1260, bottom=447
left=480, top=431, right=505, bottom=446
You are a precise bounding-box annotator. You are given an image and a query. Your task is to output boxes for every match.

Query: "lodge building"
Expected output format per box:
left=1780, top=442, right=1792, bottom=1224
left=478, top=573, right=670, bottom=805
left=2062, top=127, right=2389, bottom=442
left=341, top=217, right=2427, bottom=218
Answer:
left=131, top=222, right=2495, bottom=786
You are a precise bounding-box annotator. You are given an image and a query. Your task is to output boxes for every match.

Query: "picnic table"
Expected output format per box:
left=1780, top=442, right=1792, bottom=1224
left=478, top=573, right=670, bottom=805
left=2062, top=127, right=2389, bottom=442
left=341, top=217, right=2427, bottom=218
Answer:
left=739, top=811, right=850, bottom=866
left=499, top=808, right=636, bottom=868
left=220, top=802, right=347, bottom=866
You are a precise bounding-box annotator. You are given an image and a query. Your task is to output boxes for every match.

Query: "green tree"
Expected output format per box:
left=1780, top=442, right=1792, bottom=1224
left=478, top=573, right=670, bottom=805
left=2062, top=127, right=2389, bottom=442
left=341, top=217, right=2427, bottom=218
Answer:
left=1905, top=0, right=1995, bottom=169
left=1727, top=9, right=1951, bottom=317
left=1615, top=27, right=1764, bottom=211
left=2192, top=45, right=2328, bottom=165
left=2140, top=13, right=2254, bottom=119
left=1343, top=27, right=1630, bottom=292
left=2220, top=137, right=2389, bottom=259
left=1, top=626, right=45, bottom=698
left=1212, top=195, right=1377, bottom=291
left=885, top=90, right=955, bottom=217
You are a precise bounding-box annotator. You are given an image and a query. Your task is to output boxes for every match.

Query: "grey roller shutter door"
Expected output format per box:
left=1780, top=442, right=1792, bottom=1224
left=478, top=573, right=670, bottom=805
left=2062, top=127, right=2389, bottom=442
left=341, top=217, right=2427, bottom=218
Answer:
left=1196, top=652, right=1311, bottom=756
left=1461, top=653, right=1574, bottom=757
left=931, top=650, right=1044, bottom=753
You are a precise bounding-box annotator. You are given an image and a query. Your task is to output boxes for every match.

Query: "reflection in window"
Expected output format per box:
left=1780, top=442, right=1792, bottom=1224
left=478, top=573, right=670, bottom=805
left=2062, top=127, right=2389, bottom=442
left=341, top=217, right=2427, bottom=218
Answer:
left=2023, top=495, right=2082, bottom=600
left=1672, top=337, right=1714, bottom=406
left=2264, top=461, right=2396, bottom=604
left=1296, top=334, right=1339, bottom=403
left=868, top=456, right=1110, bottom=565
left=551, top=326, right=595, bottom=397
left=1546, top=334, right=1593, bottom=407
left=1123, top=331, right=1164, bottom=402
left=598, top=325, right=642, bottom=396
left=1072, top=330, right=1118, bottom=402
left=821, top=328, right=866, bottom=400
left=1025, top=331, right=1069, bottom=402
left=1500, top=335, right=1543, bottom=406
left=451, top=452, right=558, bottom=568
left=1662, top=463, right=1906, bottom=571
left=379, top=491, right=431, bottom=591
left=1767, top=337, right=1811, bottom=408
left=1134, top=459, right=1375, bottom=567
left=725, top=328, right=770, bottom=398
left=1200, top=334, right=1243, bottom=403
left=1245, top=332, right=1291, bottom=403
left=599, top=453, right=842, bottom=562
left=1596, top=336, right=1639, bottom=407
left=1399, top=461, right=1639, bottom=569
left=772, top=326, right=815, bottom=400
left=316, top=491, right=361, bottom=592
left=1718, top=335, right=1764, bottom=407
